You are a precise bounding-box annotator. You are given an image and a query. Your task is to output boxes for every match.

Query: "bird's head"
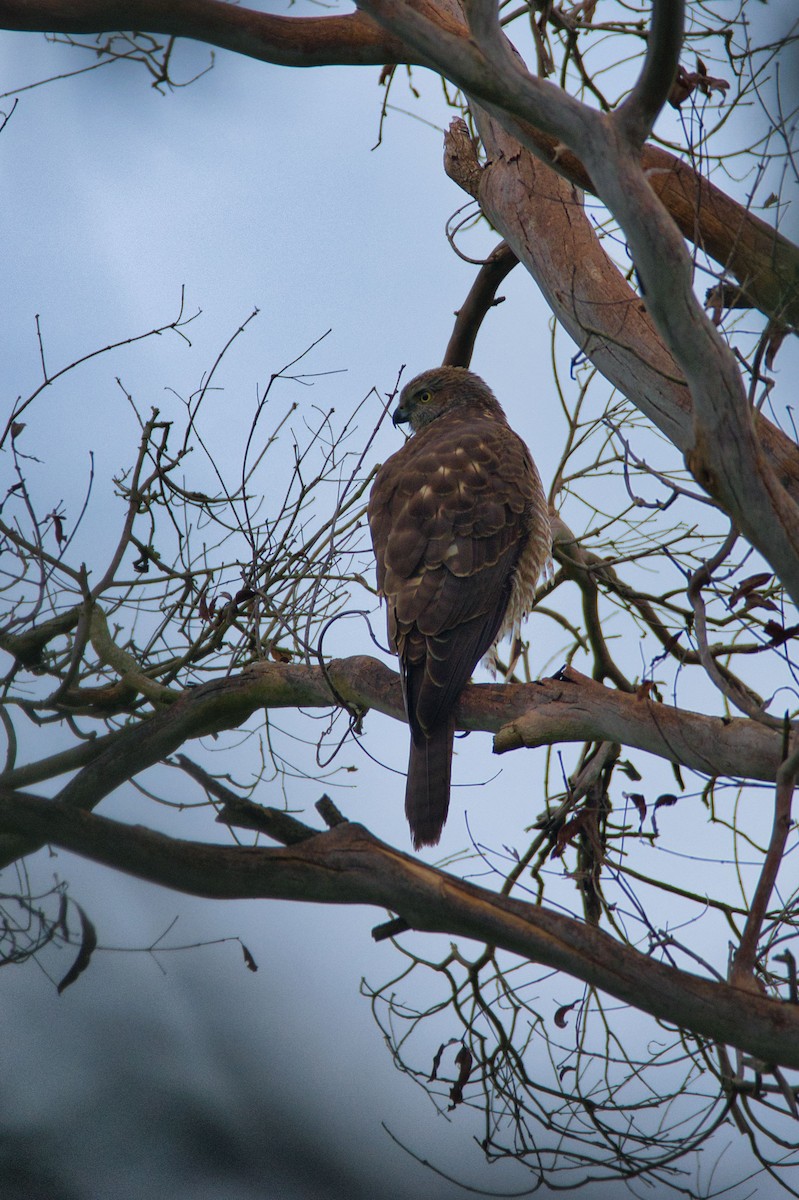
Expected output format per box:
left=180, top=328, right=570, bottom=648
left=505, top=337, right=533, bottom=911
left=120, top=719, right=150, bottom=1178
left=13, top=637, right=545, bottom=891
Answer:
left=392, top=366, right=503, bottom=432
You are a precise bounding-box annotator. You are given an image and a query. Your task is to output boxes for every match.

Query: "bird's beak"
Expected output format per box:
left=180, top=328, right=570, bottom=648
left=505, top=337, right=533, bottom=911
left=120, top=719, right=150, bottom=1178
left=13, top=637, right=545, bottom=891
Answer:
left=392, top=403, right=411, bottom=427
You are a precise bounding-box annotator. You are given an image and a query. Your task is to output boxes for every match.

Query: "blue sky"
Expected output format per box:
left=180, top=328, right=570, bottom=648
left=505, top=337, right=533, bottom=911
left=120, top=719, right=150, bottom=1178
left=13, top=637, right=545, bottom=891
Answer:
left=1, top=11, right=796, bottom=1198
left=0, top=26, right=575, bottom=1200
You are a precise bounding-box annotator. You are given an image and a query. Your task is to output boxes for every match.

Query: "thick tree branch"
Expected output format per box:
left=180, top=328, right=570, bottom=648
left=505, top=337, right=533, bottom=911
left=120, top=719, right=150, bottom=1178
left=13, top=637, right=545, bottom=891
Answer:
left=358, top=1, right=799, bottom=597
left=444, top=116, right=799, bottom=507
left=0, top=0, right=416, bottom=65
left=0, top=656, right=785, bottom=870
left=3, top=657, right=786, bottom=795
left=586, top=137, right=799, bottom=604
left=0, top=0, right=411, bottom=67
left=444, top=115, right=799, bottom=599
left=0, top=789, right=796, bottom=1067
left=501, top=124, right=799, bottom=332
left=491, top=665, right=783, bottom=782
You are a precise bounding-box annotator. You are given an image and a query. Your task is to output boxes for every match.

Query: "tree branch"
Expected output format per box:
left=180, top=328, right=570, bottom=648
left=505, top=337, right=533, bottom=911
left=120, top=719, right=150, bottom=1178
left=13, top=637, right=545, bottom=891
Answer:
left=8, top=4, right=797, bottom=331
left=444, top=115, right=799, bottom=563
left=442, top=239, right=518, bottom=368
left=358, top=1, right=799, bottom=597
left=492, top=665, right=783, bottom=783
left=0, top=0, right=409, bottom=68
left=444, top=119, right=799, bottom=505
left=585, top=135, right=799, bottom=604
left=507, top=124, right=799, bottom=332
left=732, top=733, right=799, bottom=990
left=615, top=0, right=683, bottom=146
left=0, top=657, right=785, bottom=869
left=0, top=787, right=796, bottom=1067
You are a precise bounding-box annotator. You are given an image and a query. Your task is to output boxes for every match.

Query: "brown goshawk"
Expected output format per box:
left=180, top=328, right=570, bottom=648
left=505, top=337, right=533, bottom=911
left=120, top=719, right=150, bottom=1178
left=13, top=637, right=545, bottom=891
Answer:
left=368, top=367, right=550, bottom=849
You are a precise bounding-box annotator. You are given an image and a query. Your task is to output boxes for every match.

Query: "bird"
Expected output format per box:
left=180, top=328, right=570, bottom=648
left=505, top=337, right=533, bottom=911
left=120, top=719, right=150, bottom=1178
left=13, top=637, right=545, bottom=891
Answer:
left=368, top=366, right=550, bottom=849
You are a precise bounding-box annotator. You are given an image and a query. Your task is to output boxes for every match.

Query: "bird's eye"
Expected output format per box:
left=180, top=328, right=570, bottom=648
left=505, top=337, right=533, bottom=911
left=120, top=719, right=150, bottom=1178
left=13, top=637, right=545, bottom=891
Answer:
left=418, top=389, right=432, bottom=403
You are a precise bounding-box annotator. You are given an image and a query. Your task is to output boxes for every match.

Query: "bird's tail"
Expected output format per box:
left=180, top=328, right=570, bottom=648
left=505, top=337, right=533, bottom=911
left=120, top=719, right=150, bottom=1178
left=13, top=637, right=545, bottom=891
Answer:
left=405, top=720, right=454, bottom=849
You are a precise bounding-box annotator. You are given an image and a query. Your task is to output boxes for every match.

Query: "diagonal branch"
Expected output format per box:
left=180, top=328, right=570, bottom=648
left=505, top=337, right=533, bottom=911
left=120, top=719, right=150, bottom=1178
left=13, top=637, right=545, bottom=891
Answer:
left=615, top=0, right=684, bottom=146
left=732, top=733, right=799, bottom=990
left=444, top=117, right=799, bottom=506
left=442, top=240, right=518, bottom=368
left=0, top=787, right=797, bottom=1067
left=7, top=3, right=797, bottom=329
left=491, top=665, right=784, bottom=782
left=490, top=121, right=799, bottom=331
left=586, top=136, right=799, bottom=604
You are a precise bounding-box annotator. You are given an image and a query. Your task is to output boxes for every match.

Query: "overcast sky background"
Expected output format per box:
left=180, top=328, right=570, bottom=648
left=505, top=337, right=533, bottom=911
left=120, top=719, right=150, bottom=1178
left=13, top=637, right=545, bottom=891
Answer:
left=1, top=7, right=797, bottom=1199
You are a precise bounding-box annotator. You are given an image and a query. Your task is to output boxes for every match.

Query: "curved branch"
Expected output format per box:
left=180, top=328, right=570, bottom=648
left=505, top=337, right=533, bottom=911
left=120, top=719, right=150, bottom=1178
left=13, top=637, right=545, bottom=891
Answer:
left=615, top=0, right=683, bottom=146
left=492, top=665, right=782, bottom=783
left=732, top=739, right=798, bottom=989
left=0, top=789, right=797, bottom=1067
left=0, top=0, right=409, bottom=68
left=507, top=123, right=799, bottom=332
left=590, top=136, right=799, bottom=604
left=7, top=4, right=797, bottom=331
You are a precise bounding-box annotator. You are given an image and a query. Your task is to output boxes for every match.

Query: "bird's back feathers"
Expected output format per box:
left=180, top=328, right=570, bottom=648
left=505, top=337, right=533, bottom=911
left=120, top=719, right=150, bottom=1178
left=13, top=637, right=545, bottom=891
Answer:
left=368, top=367, right=550, bottom=849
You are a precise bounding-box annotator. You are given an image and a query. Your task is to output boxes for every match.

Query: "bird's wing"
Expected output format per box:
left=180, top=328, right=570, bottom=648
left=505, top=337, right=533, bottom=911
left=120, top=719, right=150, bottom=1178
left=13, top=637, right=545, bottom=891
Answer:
left=369, top=407, right=539, bottom=736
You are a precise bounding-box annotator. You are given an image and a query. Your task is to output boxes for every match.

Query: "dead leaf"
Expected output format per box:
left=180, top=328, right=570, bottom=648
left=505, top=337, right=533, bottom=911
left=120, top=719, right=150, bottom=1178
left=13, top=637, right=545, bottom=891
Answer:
left=618, top=759, right=642, bottom=781
left=50, top=512, right=66, bottom=547
left=449, top=1045, right=473, bottom=1108
left=625, top=792, right=647, bottom=826
left=765, top=326, right=786, bottom=371
left=57, top=903, right=97, bottom=994
left=729, top=572, right=772, bottom=608
left=764, top=621, right=799, bottom=648
left=669, top=61, right=730, bottom=108
left=554, top=1001, right=577, bottom=1029
left=551, top=812, right=589, bottom=859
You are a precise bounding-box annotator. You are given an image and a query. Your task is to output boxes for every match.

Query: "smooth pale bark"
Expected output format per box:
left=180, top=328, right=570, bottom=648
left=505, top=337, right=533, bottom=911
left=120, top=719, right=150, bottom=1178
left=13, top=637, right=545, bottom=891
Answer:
left=444, top=118, right=799, bottom=504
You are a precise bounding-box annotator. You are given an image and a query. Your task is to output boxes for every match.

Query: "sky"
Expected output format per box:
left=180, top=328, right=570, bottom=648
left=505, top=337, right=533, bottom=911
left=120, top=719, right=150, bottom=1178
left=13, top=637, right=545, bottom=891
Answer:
left=1, top=7, right=797, bottom=1199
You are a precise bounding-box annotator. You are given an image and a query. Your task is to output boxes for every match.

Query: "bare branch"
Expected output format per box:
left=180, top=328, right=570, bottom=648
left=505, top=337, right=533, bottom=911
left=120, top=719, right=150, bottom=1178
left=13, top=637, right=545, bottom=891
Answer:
left=444, top=118, right=799, bottom=507
left=0, top=658, right=785, bottom=865
left=0, top=790, right=796, bottom=1067
left=0, top=0, right=409, bottom=69
left=492, top=665, right=784, bottom=783
left=732, top=730, right=799, bottom=990
left=615, top=0, right=684, bottom=146
left=442, top=240, right=517, bottom=368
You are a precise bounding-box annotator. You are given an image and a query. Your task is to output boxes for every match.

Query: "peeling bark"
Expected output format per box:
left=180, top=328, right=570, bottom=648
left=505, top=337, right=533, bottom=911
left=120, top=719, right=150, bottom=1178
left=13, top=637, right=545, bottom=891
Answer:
left=444, top=118, right=799, bottom=508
